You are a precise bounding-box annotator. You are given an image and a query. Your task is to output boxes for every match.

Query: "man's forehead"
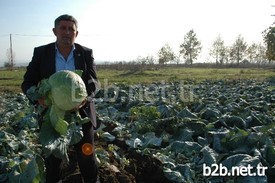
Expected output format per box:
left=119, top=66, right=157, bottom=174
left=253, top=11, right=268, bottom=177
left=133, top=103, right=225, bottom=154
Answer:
left=58, top=20, right=76, bottom=26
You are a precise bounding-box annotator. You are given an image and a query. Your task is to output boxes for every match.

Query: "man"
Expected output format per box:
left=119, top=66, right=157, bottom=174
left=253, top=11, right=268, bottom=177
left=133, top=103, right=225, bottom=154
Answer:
left=21, top=14, right=99, bottom=183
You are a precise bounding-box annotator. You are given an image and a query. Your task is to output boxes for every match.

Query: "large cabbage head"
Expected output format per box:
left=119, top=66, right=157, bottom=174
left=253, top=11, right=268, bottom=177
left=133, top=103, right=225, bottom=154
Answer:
left=48, top=70, right=87, bottom=111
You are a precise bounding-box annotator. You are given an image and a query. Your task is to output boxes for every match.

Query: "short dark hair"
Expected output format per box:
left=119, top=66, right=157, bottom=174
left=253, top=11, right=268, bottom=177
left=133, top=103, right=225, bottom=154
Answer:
left=54, top=14, right=78, bottom=28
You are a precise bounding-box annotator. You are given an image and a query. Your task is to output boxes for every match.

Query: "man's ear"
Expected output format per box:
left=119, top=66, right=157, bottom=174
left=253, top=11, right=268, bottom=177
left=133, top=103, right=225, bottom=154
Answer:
left=76, top=31, right=78, bottom=37
left=52, top=28, right=57, bottom=36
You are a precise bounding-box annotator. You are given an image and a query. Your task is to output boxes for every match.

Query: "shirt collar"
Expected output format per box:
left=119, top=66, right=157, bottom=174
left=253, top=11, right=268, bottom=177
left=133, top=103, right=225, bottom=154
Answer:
left=55, top=43, right=76, bottom=53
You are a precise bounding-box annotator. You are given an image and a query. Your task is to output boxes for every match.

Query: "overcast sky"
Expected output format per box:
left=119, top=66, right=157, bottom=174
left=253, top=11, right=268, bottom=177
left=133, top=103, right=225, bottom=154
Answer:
left=0, top=0, right=274, bottom=65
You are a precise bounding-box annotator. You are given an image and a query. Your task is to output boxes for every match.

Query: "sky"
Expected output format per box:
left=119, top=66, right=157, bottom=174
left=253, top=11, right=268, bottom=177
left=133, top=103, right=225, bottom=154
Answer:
left=0, top=0, right=275, bottom=66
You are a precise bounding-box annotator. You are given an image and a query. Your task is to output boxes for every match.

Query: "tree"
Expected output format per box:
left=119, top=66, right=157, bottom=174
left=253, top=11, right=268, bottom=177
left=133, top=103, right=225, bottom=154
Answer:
left=158, top=44, right=176, bottom=64
left=179, top=29, right=202, bottom=65
left=135, top=55, right=155, bottom=71
left=246, top=42, right=267, bottom=64
left=246, top=43, right=258, bottom=63
left=255, top=43, right=267, bottom=64
left=209, top=36, right=227, bottom=64
left=262, top=26, right=275, bottom=63
left=138, top=55, right=155, bottom=65
left=230, top=34, right=247, bottom=64
left=173, top=54, right=181, bottom=65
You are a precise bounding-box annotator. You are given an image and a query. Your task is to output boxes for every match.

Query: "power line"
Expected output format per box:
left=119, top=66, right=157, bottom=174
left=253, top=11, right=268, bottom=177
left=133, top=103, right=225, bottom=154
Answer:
left=0, top=33, right=54, bottom=38
left=0, top=34, right=9, bottom=37
left=13, top=33, right=53, bottom=37
left=0, top=33, right=97, bottom=38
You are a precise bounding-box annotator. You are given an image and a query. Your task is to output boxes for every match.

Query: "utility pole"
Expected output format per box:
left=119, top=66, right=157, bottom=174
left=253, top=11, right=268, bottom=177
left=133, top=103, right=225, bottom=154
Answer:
left=9, top=34, right=13, bottom=70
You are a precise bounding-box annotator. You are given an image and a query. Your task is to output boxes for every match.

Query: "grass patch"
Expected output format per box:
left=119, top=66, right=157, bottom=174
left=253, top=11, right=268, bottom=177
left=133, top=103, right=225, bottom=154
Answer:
left=1, top=67, right=274, bottom=93
left=0, top=69, right=25, bottom=93
left=97, top=67, right=274, bottom=84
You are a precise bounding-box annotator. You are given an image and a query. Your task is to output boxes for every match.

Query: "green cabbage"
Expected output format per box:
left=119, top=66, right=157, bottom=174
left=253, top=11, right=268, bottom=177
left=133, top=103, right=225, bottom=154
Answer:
left=48, top=70, right=87, bottom=111
left=26, top=70, right=90, bottom=161
left=38, top=70, right=88, bottom=135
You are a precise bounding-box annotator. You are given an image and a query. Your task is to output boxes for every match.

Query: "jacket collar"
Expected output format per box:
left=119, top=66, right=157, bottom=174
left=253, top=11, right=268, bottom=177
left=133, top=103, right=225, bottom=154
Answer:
left=48, top=43, right=86, bottom=73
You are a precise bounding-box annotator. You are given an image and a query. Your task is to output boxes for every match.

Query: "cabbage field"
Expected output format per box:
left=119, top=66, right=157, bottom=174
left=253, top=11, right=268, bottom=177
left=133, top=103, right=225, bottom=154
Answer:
left=0, top=68, right=275, bottom=183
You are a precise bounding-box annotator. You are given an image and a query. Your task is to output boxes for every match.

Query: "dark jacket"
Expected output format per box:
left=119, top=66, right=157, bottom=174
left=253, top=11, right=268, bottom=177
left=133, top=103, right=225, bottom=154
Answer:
left=21, top=42, right=98, bottom=127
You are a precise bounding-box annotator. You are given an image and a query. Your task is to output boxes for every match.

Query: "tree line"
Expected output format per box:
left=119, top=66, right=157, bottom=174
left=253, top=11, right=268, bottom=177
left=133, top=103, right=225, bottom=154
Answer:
left=158, top=28, right=275, bottom=65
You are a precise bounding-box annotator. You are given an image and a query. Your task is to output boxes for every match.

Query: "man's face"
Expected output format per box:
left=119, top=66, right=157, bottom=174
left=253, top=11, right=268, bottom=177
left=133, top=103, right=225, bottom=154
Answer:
left=53, top=20, right=78, bottom=47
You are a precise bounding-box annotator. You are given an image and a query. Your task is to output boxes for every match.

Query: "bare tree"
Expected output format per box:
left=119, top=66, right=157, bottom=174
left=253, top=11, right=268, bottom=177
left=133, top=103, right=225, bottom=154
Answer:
left=135, top=55, right=155, bottom=71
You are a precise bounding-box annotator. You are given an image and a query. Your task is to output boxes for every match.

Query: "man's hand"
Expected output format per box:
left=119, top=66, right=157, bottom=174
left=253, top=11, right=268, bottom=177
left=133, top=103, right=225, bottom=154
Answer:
left=69, top=98, right=87, bottom=112
left=38, top=97, right=47, bottom=108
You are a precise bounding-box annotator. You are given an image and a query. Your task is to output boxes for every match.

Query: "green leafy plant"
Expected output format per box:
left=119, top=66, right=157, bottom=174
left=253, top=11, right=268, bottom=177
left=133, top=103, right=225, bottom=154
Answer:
left=130, top=106, right=161, bottom=121
left=1, top=77, right=275, bottom=182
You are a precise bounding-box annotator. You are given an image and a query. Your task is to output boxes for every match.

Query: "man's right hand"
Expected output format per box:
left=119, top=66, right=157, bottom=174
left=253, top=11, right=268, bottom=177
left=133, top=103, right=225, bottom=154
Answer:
left=38, top=97, right=47, bottom=108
